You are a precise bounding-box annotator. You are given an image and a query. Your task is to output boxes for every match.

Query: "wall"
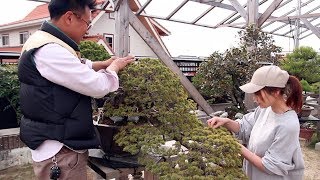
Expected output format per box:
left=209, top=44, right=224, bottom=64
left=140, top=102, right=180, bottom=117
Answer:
left=0, top=26, right=39, bottom=48
left=0, top=128, right=31, bottom=170
left=89, top=13, right=157, bottom=58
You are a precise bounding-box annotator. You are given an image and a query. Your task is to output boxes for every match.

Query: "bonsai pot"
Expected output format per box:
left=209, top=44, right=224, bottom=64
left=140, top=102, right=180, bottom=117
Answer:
left=298, top=105, right=314, bottom=117
left=299, top=128, right=315, bottom=141
left=95, top=124, right=133, bottom=157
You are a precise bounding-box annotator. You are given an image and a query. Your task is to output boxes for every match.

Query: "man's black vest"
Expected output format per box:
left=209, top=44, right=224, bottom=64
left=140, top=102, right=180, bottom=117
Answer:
left=18, top=21, right=100, bottom=150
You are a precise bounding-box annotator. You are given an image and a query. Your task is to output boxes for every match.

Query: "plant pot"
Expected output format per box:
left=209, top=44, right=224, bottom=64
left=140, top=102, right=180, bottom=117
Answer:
left=298, top=105, right=314, bottom=117
left=95, top=124, right=133, bottom=157
left=209, top=102, right=233, bottom=112
left=299, top=128, right=315, bottom=141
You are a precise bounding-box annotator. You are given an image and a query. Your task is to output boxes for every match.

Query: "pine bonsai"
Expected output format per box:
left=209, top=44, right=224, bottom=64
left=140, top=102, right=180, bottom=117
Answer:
left=193, top=26, right=281, bottom=113
left=100, top=58, right=246, bottom=179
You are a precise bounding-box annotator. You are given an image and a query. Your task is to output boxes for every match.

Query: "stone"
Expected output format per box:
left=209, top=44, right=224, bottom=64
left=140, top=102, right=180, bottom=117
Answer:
left=315, top=142, right=320, bottom=151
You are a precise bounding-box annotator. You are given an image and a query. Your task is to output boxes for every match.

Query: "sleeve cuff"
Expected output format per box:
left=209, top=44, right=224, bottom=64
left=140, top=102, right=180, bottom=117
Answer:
left=85, top=59, right=93, bottom=69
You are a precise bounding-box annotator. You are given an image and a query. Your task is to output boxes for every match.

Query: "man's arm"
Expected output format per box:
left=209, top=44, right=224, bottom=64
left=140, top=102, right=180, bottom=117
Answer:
left=34, top=44, right=120, bottom=98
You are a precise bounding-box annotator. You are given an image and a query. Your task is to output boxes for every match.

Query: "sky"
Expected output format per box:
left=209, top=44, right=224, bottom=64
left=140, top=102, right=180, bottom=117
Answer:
left=0, top=0, right=320, bottom=57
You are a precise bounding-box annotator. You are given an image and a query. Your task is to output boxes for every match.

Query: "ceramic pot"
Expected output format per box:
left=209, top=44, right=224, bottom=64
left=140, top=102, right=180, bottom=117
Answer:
left=299, top=128, right=315, bottom=141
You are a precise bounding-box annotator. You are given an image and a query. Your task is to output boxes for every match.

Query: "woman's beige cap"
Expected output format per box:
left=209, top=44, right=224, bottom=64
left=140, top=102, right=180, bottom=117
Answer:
left=240, top=65, right=289, bottom=93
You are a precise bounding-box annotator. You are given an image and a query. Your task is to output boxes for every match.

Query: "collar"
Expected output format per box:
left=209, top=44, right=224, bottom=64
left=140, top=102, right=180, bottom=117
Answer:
left=40, top=21, right=79, bottom=52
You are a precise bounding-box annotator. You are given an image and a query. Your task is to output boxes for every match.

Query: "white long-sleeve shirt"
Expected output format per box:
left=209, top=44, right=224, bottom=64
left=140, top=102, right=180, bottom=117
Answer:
left=236, top=107, right=304, bottom=180
left=30, top=43, right=119, bottom=162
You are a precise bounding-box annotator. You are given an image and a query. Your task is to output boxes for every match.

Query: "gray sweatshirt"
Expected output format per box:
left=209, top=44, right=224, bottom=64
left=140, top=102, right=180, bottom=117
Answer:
left=235, top=107, right=304, bottom=180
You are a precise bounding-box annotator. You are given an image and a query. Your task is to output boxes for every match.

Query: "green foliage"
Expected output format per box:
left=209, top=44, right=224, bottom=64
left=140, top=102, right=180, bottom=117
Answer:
left=193, top=25, right=281, bottom=112
left=300, top=79, right=312, bottom=93
left=311, top=82, right=320, bottom=93
left=79, top=40, right=111, bottom=61
left=0, top=65, right=21, bottom=120
left=102, top=59, right=246, bottom=179
left=280, top=46, right=320, bottom=83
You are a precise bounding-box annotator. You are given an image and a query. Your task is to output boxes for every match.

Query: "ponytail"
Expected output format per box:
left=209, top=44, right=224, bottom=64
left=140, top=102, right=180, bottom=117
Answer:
left=286, top=76, right=303, bottom=113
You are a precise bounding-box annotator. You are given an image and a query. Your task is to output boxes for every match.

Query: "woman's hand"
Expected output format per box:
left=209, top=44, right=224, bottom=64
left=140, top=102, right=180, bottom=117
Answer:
left=207, top=117, right=229, bottom=129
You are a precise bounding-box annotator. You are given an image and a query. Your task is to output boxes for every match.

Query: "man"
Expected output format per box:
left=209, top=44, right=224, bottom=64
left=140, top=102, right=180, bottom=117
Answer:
left=18, top=0, right=134, bottom=179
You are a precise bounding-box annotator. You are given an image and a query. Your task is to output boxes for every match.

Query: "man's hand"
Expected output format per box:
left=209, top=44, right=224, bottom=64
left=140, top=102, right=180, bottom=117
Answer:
left=107, top=55, right=135, bottom=73
left=104, top=56, right=118, bottom=66
left=92, top=56, right=118, bottom=71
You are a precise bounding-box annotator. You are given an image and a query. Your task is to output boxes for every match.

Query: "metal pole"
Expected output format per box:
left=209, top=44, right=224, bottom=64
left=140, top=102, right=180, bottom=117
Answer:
left=294, top=0, right=301, bottom=49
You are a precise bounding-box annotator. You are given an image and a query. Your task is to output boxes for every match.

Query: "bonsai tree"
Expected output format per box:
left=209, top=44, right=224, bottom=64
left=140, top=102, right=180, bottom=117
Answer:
left=79, top=40, right=111, bottom=61
left=100, top=58, right=246, bottom=179
left=193, top=25, right=281, bottom=112
left=280, top=46, right=320, bottom=83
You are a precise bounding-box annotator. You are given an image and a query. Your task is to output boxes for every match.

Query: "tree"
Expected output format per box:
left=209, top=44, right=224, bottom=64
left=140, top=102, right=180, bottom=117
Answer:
left=280, top=46, right=320, bottom=84
left=193, top=25, right=281, bottom=112
left=79, top=40, right=111, bottom=61
left=99, top=58, right=246, bottom=179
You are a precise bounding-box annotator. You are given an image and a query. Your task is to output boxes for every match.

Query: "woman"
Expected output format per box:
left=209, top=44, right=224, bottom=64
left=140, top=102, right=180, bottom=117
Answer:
left=207, top=66, right=304, bottom=180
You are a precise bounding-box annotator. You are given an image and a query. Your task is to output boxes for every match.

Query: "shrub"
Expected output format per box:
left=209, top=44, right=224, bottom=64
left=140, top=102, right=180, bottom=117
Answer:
left=0, top=65, right=21, bottom=121
left=79, top=40, right=111, bottom=61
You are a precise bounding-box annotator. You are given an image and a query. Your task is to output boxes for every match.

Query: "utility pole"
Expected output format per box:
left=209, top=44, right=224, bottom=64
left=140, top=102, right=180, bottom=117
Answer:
left=294, top=0, right=301, bottom=49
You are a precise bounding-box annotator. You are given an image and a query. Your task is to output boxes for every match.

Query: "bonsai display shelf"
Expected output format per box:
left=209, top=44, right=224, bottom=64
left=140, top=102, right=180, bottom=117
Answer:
left=88, top=149, right=145, bottom=180
left=299, top=115, right=320, bottom=140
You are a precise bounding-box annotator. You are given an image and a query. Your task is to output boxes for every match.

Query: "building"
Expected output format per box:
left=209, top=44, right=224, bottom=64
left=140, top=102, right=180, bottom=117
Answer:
left=172, top=55, right=206, bottom=81
left=0, top=0, right=170, bottom=63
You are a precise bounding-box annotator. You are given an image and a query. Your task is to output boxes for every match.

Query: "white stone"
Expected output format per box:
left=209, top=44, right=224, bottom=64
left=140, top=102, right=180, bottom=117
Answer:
left=315, top=142, right=320, bottom=151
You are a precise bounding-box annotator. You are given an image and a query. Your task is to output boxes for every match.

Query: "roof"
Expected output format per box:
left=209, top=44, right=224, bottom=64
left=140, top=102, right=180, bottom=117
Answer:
left=0, top=1, right=170, bottom=37
left=0, top=51, right=20, bottom=59
left=133, top=0, right=320, bottom=41
left=0, top=4, right=48, bottom=27
left=83, top=35, right=114, bottom=55
left=172, top=55, right=206, bottom=62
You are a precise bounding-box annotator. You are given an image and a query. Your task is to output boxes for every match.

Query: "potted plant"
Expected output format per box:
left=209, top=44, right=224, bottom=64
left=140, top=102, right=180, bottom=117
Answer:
left=299, top=122, right=316, bottom=141
left=193, top=26, right=281, bottom=115
left=95, top=58, right=246, bottom=179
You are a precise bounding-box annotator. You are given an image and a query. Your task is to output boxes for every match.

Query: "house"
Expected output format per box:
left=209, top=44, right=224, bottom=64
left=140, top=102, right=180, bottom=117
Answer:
left=0, top=0, right=171, bottom=63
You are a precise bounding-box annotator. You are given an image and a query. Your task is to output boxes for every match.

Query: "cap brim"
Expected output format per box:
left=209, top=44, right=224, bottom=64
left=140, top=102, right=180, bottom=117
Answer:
left=239, top=83, right=264, bottom=93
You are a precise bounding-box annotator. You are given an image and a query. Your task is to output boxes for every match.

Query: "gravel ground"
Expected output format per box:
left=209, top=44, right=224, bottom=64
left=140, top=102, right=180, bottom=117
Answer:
left=301, top=141, right=320, bottom=180
left=0, top=143, right=319, bottom=180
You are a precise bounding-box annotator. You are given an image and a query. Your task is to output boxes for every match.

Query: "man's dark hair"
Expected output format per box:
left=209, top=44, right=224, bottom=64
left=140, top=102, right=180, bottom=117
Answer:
left=48, top=0, right=96, bottom=20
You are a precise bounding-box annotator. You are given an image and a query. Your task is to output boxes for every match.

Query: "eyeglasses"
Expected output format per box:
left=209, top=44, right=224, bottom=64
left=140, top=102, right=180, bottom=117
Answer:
left=72, top=12, right=92, bottom=29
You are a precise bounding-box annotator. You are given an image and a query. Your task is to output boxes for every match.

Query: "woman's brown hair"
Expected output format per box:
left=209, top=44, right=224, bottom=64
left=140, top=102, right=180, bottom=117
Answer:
left=254, top=76, right=302, bottom=113
left=285, top=76, right=303, bottom=113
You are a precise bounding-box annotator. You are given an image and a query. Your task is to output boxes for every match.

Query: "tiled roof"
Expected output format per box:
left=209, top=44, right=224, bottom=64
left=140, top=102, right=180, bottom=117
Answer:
left=23, top=4, right=49, bottom=22
left=83, top=35, right=114, bottom=54
left=0, top=4, right=49, bottom=27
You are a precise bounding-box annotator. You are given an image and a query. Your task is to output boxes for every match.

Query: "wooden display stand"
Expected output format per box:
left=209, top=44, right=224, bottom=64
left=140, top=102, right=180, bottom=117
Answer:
left=88, top=149, right=158, bottom=180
